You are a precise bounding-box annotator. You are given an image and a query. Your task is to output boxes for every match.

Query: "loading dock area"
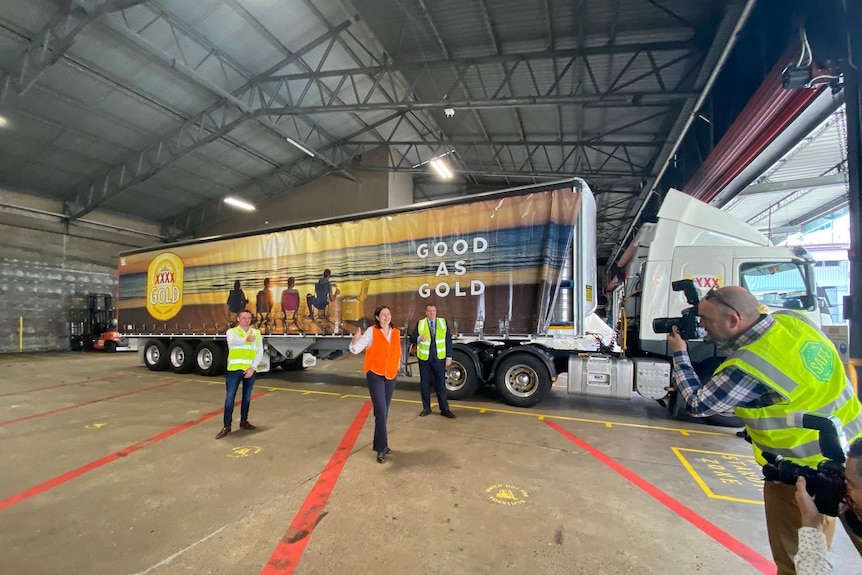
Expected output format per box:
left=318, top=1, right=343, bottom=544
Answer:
left=2, top=352, right=860, bottom=574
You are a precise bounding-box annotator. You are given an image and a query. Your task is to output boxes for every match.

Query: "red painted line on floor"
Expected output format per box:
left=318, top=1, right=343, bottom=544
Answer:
left=0, top=390, right=271, bottom=512
left=0, top=375, right=118, bottom=397
left=261, top=401, right=373, bottom=575
left=545, top=420, right=774, bottom=575
left=0, top=380, right=180, bottom=427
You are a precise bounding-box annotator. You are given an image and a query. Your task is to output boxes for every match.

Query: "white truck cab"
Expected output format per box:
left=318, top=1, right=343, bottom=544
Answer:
left=614, top=189, right=821, bottom=420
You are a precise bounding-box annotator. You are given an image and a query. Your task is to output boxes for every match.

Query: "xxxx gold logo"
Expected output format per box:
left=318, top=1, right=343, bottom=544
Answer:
left=146, top=252, right=183, bottom=320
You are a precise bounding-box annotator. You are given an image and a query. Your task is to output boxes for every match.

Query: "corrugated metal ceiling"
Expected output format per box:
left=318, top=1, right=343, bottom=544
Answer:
left=723, top=105, right=850, bottom=241
left=0, top=0, right=752, bottom=257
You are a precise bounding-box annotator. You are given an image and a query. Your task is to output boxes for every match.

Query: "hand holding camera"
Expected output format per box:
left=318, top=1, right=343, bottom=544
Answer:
left=795, top=477, right=832, bottom=531
left=653, top=279, right=702, bottom=340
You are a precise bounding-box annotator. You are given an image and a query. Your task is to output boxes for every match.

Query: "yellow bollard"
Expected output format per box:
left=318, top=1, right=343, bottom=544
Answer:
left=19, top=316, right=23, bottom=351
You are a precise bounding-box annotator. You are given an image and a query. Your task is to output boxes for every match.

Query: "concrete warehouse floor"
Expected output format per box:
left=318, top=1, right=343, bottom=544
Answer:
left=1, top=351, right=861, bottom=575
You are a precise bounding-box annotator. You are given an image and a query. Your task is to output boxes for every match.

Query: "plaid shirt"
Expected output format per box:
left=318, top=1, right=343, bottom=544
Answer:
left=671, top=314, right=784, bottom=417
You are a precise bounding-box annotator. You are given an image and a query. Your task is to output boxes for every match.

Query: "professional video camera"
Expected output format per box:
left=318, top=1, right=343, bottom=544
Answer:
left=761, top=413, right=862, bottom=529
left=652, top=279, right=701, bottom=340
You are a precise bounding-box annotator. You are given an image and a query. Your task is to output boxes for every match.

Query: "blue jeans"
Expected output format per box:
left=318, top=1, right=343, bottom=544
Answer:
left=367, top=371, right=395, bottom=453
left=224, top=370, right=256, bottom=428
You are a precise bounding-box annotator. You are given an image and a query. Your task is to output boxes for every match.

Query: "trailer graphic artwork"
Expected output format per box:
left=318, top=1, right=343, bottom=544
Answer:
left=118, top=188, right=581, bottom=334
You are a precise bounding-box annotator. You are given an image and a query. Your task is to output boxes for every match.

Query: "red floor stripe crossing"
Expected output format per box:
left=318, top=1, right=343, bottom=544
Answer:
left=260, top=401, right=373, bottom=574
left=545, top=420, right=774, bottom=574
left=0, top=380, right=180, bottom=427
left=0, top=390, right=271, bottom=512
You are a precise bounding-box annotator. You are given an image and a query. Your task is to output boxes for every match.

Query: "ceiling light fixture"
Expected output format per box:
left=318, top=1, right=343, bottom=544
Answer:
left=286, top=137, right=315, bottom=158
left=224, top=196, right=256, bottom=211
left=429, top=157, right=453, bottom=179
left=0, top=116, right=8, bottom=128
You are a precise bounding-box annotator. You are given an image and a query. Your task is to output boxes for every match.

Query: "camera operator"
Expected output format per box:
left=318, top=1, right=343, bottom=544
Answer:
left=666, top=285, right=862, bottom=574
left=794, top=437, right=862, bottom=574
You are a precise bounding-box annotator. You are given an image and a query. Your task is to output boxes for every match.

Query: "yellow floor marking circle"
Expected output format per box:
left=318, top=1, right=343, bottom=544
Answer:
left=486, top=483, right=530, bottom=506
left=229, top=445, right=262, bottom=458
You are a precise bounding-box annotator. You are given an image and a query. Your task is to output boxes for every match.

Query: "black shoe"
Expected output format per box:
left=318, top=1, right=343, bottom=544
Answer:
left=419, top=408, right=432, bottom=417
left=441, top=410, right=456, bottom=419
left=383, top=447, right=392, bottom=455
left=215, top=427, right=231, bottom=439
left=377, top=452, right=386, bottom=463
left=240, top=421, right=256, bottom=430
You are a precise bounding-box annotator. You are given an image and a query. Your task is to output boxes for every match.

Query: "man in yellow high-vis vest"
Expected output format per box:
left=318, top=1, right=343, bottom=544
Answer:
left=216, top=309, right=264, bottom=439
left=667, top=286, right=862, bottom=574
left=410, top=303, right=455, bottom=418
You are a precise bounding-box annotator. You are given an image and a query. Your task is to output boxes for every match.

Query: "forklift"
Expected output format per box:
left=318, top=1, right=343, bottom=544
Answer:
left=69, top=293, right=127, bottom=352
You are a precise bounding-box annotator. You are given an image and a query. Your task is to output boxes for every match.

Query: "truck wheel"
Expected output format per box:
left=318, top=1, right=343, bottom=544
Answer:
left=104, top=341, right=117, bottom=353
left=144, top=340, right=169, bottom=371
left=446, top=349, right=480, bottom=399
left=494, top=353, right=552, bottom=408
left=194, top=341, right=225, bottom=376
left=280, top=357, right=307, bottom=371
left=168, top=341, right=196, bottom=373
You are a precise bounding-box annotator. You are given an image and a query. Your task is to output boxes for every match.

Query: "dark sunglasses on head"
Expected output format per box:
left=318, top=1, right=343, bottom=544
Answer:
left=704, top=287, right=741, bottom=316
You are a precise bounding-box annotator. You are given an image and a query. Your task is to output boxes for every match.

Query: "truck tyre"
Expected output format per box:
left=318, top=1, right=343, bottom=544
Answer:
left=280, top=357, right=307, bottom=371
left=494, top=353, right=553, bottom=408
left=446, top=349, right=480, bottom=399
left=144, top=340, right=169, bottom=371
left=194, top=341, right=225, bottom=376
left=104, top=341, right=117, bottom=353
left=168, top=341, right=196, bottom=374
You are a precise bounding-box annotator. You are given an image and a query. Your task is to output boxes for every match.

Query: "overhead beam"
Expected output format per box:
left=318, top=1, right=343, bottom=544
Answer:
left=353, top=166, right=648, bottom=179
left=66, top=21, right=351, bottom=220
left=271, top=40, right=697, bottom=80
left=101, top=9, right=358, bottom=182
left=258, top=91, right=695, bottom=116
left=785, top=196, right=850, bottom=229
left=736, top=173, right=848, bottom=196
left=0, top=0, right=145, bottom=102
left=167, top=111, right=412, bottom=237
left=611, top=0, right=756, bottom=265
left=341, top=139, right=663, bottom=147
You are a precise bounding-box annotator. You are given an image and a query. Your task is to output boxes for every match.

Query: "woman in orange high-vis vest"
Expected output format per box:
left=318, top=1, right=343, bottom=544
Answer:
left=349, top=305, right=401, bottom=463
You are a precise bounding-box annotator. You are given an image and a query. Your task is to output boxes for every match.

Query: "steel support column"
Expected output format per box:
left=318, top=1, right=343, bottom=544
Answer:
left=843, top=0, right=862, bottom=394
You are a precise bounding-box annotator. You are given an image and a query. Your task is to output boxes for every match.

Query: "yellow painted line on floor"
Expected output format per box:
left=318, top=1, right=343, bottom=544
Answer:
left=672, top=447, right=764, bottom=505
left=145, top=371, right=728, bottom=437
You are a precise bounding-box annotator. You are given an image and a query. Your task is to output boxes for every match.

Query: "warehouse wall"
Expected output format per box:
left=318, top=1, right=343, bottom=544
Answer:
left=0, top=188, right=161, bottom=353
left=199, top=147, right=413, bottom=235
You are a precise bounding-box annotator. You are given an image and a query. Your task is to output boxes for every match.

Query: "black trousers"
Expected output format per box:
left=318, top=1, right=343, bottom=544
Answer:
left=366, top=371, right=395, bottom=452
left=419, top=358, right=450, bottom=412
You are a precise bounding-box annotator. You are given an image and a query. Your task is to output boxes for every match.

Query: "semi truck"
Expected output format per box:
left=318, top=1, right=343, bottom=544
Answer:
left=117, top=178, right=822, bottom=421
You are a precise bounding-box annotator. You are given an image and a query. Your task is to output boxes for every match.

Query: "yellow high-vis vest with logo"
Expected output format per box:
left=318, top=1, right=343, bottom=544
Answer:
left=227, top=326, right=260, bottom=371
left=719, top=311, right=862, bottom=466
left=416, top=318, right=447, bottom=360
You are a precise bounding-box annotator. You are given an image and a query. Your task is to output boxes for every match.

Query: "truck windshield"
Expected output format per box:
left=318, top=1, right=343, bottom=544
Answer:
left=739, top=261, right=815, bottom=311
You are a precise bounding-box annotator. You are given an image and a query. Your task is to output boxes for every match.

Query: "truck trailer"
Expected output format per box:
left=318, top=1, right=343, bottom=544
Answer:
left=118, top=178, right=822, bottom=420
